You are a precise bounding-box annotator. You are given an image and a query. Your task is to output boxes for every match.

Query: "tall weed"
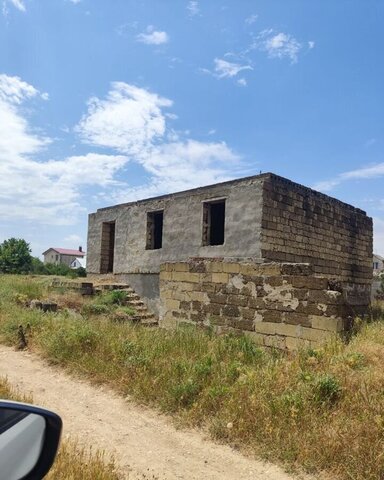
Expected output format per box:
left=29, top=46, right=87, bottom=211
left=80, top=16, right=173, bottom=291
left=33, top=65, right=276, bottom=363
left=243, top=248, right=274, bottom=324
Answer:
left=1, top=276, right=384, bottom=479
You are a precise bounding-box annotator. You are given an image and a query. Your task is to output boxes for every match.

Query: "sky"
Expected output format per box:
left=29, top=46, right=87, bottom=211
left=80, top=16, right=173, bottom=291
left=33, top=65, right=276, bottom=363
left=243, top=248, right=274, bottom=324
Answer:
left=0, top=0, right=383, bottom=258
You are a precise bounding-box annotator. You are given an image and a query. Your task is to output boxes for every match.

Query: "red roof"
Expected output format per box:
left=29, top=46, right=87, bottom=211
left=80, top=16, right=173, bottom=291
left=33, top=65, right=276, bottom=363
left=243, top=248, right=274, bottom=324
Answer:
left=43, top=248, right=86, bottom=256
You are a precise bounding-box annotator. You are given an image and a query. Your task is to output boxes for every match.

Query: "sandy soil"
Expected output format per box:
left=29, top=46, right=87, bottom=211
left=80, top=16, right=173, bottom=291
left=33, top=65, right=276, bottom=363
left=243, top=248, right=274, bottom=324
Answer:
left=0, top=345, right=309, bottom=480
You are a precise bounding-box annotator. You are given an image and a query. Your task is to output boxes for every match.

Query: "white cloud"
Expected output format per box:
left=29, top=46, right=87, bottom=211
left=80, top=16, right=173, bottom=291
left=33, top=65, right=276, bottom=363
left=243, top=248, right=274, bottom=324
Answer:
left=314, top=163, right=384, bottom=192
left=76, top=82, right=172, bottom=155
left=1, top=75, right=242, bottom=226
left=237, top=78, right=247, bottom=87
left=254, top=30, right=302, bottom=63
left=187, top=1, right=199, bottom=17
left=75, top=81, right=242, bottom=203
left=312, top=179, right=340, bottom=192
left=0, top=74, right=42, bottom=104
left=0, top=74, right=129, bottom=225
left=69, top=0, right=82, bottom=3
left=245, top=14, right=258, bottom=25
left=111, top=140, right=239, bottom=204
left=64, top=234, right=83, bottom=244
left=136, top=26, right=169, bottom=45
left=342, top=163, right=384, bottom=180
left=0, top=75, right=50, bottom=157
left=213, top=58, right=253, bottom=79
left=308, top=41, right=315, bottom=49
left=5, top=0, right=25, bottom=12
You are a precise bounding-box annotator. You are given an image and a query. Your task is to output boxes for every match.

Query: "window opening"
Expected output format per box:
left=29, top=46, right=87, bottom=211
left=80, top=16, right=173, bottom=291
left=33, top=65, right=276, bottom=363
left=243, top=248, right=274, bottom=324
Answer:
left=146, top=211, right=164, bottom=250
left=202, top=200, right=226, bottom=246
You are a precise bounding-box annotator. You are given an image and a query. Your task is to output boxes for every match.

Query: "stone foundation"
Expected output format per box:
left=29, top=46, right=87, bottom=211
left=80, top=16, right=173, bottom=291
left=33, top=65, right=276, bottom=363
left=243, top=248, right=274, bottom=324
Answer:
left=159, top=259, right=368, bottom=351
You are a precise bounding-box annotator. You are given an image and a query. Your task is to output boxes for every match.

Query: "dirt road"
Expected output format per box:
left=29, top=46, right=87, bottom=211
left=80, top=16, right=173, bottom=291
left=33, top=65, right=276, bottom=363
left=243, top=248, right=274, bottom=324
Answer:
left=0, top=345, right=307, bottom=480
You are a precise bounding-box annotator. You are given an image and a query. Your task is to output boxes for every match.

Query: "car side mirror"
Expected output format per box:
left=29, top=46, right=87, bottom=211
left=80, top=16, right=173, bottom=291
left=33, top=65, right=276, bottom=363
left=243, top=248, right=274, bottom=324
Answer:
left=0, top=401, right=62, bottom=480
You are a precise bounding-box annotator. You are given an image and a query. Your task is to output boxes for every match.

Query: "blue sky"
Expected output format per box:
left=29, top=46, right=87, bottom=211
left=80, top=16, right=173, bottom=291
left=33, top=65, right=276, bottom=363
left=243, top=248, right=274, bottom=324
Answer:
left=1, top=0, right=383, bottom=257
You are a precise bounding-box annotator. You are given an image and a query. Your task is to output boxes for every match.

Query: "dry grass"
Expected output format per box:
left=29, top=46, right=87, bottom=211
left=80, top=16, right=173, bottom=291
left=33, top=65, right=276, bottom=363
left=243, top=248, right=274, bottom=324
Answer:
left=1, top=275, right=384, bottom=479
left=0, top=375, right=120, bottom=479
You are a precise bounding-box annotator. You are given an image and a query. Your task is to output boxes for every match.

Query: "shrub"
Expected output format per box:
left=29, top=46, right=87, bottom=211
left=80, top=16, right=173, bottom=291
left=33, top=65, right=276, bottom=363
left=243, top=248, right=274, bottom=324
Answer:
left=105, top=290, right=127, bottom=305
left=31, top=257, right=87, bottom=278
left=82, top=303, right=111, bottom=316
left=312, top=374, right=342, bottom=405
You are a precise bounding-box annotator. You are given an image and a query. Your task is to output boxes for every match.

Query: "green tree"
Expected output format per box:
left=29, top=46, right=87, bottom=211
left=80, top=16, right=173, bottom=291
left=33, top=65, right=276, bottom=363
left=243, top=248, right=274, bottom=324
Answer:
left=0, top=238, right=33, bottom=274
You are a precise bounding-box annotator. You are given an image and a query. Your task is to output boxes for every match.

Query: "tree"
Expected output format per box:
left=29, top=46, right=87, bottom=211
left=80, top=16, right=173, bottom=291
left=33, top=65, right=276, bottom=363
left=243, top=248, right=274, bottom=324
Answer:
left=0, top=238, right=33, bottom=274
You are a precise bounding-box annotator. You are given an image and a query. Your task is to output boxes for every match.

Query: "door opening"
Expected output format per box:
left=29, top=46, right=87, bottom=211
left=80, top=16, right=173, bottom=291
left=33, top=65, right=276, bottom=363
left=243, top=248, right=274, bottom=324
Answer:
left=100, top=221, right=115, bottom=273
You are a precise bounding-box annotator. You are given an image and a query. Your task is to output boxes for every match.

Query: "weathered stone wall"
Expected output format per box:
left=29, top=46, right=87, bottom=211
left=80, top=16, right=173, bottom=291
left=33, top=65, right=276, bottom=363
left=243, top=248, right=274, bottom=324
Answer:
left=88, top=173, right=373, bottom=315
left=261, top=175, right=372, bottom=306
left=160, top=259, right=351, bottom=351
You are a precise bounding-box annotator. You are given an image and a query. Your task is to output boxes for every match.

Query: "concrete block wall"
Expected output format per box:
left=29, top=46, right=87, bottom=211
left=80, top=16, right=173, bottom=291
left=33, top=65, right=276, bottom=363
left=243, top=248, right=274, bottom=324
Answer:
left=159, top=259, right=352, bottom=351
left=261, top=175, right=372, bottom=306
left=87, top=176, right=264, bottom=275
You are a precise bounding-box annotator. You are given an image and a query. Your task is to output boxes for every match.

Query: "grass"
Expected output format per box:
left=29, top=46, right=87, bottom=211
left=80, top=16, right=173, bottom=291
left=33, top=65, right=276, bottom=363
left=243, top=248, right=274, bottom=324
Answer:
left=1, top=275, right=384, bottom=480
left=0, top=376, right=120, bottom=480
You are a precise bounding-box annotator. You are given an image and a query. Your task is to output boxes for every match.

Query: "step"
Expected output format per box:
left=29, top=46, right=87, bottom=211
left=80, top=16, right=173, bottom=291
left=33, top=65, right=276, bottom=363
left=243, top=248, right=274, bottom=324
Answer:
left=135, top=312, right=156, bottom=320
left=99, top=284, right=132, bottom=291
left=140, top=318, right=158, bottom=327
left=124, top=293, right=140, bottom=301
left=127, top=304, right=147, bottom=312
left=125, top=299, right=145, bottom=307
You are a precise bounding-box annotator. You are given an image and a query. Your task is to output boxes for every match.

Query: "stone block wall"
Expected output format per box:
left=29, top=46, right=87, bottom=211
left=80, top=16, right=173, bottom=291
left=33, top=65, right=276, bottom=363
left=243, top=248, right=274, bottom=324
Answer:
left=159, top=259, right=354, bottom=351
left=261, top=175, right=372, bottom=306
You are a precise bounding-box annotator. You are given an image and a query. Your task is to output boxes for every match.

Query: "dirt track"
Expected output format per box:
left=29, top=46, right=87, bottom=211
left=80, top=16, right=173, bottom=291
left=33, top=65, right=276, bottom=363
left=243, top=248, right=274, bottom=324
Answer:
left=0, top=345, right=309, bottom=479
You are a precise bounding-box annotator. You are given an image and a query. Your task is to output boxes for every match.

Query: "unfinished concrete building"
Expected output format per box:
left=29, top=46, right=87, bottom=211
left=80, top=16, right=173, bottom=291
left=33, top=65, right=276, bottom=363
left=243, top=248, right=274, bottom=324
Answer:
left=87, top=173, right=373, bottom=349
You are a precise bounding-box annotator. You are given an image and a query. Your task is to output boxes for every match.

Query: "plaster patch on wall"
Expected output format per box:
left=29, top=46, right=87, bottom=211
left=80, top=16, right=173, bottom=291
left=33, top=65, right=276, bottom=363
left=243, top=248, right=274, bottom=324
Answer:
left=264, top=283, right=300, bottom=310
left=317, top=303, right=327, bottom=313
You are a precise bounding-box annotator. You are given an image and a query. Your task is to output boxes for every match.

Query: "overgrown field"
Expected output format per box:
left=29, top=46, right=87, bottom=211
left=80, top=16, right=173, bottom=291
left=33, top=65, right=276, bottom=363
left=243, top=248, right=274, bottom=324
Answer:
left=1, top=275, right=384, bottom=480
left=0, top=376, right=119, bottom=480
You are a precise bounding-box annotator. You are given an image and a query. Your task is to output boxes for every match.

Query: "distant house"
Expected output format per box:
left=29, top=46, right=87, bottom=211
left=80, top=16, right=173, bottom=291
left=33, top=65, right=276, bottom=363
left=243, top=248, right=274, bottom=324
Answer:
left=70, top=257, right=86, bottom=269
left=43, top=247, right=86, bottom=267
left=373, top=253, right=384, bottom=275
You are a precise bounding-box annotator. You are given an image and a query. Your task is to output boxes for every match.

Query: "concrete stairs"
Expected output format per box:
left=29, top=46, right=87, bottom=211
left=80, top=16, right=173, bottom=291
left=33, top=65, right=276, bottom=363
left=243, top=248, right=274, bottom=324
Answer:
left=96, top=283, right=158, bottom=327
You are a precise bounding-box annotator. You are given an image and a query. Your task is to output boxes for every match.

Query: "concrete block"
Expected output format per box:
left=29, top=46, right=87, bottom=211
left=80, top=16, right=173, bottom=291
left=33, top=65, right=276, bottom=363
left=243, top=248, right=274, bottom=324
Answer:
left=228, top=295, right=248, bottom=307
left=264, top=276, right=284, bottom=287
left=222, top=304, right=240, bottom=317
left=211, top=273, right=230, bottom=284
left=202, top=303, right=222, bottom=315
left=172, top=272, right=201, bottom=283
left=254, top=322, right=299, bottom=337
left=308, top=289, right=343, bottom=305
left=165, top=299, right=180, bottom=310
left=222, top=263, right=241, bottom=274
left=261, top=310, right=283, bottom=323
left=283, top=312, right=312, bottom=327
left=310, top=315, right=344, bottom=332
left=299, top=327, right=336, bottom=343
left=227, top=317, right=255, bottom=331
left=243, top=331, right=265, bottom=346
left=280, top=263, right=313, bottom=276
left=173, top=262, right=190, bottom=272
left=207, top=262, right=224, bottom=273
left=208, top=293, right=228, bottom=304
left=264, top=335, right=286, bottom=349
left=189, top=291, right=208, bottom=302
left=289, top=276, right=328, bottom=290
left=160, top=271, right=173, bottom=281
left=248, top=297, right=266, bottom=309
left=240, top=307, right=257, bottom=320
left=285, top=336, right=312, bottom=351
